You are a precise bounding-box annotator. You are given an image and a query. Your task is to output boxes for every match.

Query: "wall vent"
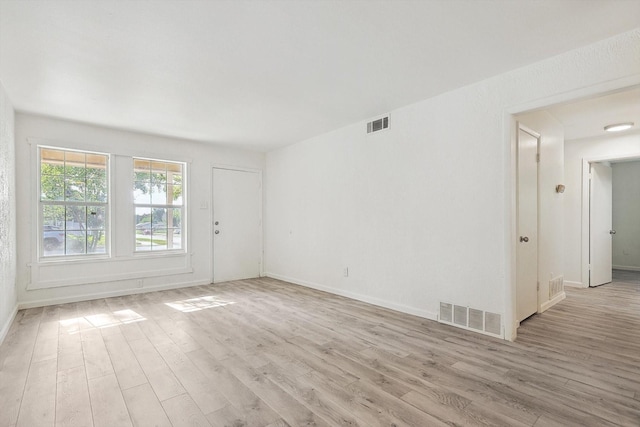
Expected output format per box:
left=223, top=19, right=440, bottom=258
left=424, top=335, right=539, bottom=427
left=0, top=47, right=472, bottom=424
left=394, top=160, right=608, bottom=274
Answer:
left=453, top=305, right=467, bottom=326
left=484, top=312, right=501, bottom=335
left=468, top=308, right=484, bottom=331
left=439, top=302, right=452, bottom=323
left=440, top=302, right=503, bottom=338
left=367, top=116, right=389, bottom=133
left=549, top=275, right=564, bottom=298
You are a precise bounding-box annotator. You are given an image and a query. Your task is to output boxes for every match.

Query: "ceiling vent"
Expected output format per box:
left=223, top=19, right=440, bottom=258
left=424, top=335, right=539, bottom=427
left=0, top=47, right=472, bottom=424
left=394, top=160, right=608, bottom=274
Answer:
left=367, top=116, right=389, bottom=134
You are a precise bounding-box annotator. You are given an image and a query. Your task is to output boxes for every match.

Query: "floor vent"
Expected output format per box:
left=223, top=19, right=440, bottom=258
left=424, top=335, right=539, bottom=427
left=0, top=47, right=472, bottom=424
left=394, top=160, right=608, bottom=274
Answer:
left=367, top=116, right=389, bottom=134
left=439, top=302, right=503, bottom=338
left=549, top=275, right=564, bottom=298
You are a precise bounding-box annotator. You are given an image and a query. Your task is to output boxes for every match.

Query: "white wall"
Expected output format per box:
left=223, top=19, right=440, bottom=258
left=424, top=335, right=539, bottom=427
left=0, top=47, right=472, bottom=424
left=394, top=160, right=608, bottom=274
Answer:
left=15, top=113, right=265, bottom=307
left=612, top=161, right=640, bottom=270
left=515, top=110, right=565, bottom=309
left=0, top=81, right=17, bottom=344
left=564, top=132, right=640, bottom=285
left=265, top=29, right=640, bottom=339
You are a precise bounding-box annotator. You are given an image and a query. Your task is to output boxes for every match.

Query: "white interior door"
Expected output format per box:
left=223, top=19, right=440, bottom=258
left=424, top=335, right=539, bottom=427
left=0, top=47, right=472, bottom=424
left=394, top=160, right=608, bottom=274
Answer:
left=212, top=167, right=262, bottom=283
left=516, top=125, right=539, bottom=323
left=589, top=162, right=613, bottom=287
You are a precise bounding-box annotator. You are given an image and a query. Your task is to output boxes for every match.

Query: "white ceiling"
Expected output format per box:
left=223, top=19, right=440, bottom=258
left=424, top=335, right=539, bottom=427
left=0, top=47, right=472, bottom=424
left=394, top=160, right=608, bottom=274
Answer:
left=1, top=0, right=639, bottom=151
left=545, top=87, right=640, bottom=141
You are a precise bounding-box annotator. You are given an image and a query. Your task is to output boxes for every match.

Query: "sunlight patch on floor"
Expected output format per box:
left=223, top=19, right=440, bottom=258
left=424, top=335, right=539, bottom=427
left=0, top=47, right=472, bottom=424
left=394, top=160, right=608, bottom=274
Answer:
left=59, top=309, right=146, bottom=333
left=165, top=295, right=235, bottom=312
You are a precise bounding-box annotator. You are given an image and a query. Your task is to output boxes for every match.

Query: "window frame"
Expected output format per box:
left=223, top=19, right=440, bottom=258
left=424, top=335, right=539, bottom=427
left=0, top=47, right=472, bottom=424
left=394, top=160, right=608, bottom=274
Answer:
left=38, top=145, right=111, bottom=260
left=133, top=157, right=186, bottom=254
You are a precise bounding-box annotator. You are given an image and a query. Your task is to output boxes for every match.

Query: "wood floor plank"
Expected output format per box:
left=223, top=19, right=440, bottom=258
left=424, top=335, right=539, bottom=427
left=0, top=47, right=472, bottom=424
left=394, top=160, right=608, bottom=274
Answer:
left=16, top=358, right=57, bottom=427
left=55, top=366, right=93, bottom=427
left=102, top=330, right=148, bottom=391
left=87, top=374, right=132, bottom=427
left=127, top=337, right=186, bottom=402
left=161, top=393, right=211, bottom=427
left=80, top=328, right=114, bottom=380
left=121, top=383, right=172, bottom=427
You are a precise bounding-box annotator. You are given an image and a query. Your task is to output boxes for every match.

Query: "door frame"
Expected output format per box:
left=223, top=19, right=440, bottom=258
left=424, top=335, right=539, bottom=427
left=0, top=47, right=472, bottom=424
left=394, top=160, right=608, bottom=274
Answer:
left=581, top=154, right=640, bottom=288
left=516, top=123, right=541, bottom=323
left=210, top=164, right=264, bottom=283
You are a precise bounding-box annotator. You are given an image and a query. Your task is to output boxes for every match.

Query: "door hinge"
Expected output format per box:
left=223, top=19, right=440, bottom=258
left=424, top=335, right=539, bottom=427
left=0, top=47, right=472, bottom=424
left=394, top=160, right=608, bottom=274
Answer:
left=537, top=282, right=540, bottom=291
left=536, top=153, right=540, bottom=163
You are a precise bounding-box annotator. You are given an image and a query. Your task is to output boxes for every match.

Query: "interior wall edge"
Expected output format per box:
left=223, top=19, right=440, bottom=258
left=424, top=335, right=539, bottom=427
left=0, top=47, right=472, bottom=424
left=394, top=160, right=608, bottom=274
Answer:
left=0, top=304, right=18, bottom=346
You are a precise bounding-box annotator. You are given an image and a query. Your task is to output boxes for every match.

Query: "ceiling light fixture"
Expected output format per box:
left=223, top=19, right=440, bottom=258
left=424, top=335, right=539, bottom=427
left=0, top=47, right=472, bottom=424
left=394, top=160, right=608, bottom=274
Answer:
left=604, top=122, right=634, bottom=132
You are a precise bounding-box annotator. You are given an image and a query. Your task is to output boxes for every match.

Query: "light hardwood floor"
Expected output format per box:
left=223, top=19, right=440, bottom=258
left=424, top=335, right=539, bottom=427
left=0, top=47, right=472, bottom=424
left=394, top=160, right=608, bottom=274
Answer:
left=1, top=276, right=639, bottom=426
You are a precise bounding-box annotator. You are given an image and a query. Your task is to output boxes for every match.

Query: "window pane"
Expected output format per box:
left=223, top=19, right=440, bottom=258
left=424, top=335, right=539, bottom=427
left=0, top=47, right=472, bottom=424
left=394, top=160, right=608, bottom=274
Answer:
left=150, top=185, right=167, bottom=205
left=65, top=232, right=85, bottom=255
left=65, top=178, right=86, bottom=201
left=41, top=149, right=65, bottom=176
left=42, top=205, right=65, bottom=256
left=151, top=229, right=168, bottom=250
left=42, top=205, right=65, bottom=227
left=65, top=151, right=86, bottom=179
left=41, top=174, right=64, bottom=201
left=87, top=206, right=106, bottom=230
left=169, top=229, right=182, bottom=250
left=41, top=163, right=65, bottom=176
left=87, top=230, right=106, bottom=254
left=133, top=182, right=152, bottom=204
left=86, top=179, right=107, bottom=202
left=170, top=208, right=181, bottom=228
left=167, top=184, right=182, bottom=206
left=66, top=206, right=86, bottom=230
left=151, top=161, right=166, bottom=175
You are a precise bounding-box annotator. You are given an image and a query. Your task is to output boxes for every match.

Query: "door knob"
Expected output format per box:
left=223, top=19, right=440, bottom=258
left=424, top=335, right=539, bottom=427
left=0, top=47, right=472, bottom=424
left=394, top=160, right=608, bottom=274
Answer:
left=215, top=221, right=219, bottom=225
left=610, top=230, right=616, bottom=235
left=215, top=230, right=220, bottom=234
left=520, top=236, right=529, bottom=242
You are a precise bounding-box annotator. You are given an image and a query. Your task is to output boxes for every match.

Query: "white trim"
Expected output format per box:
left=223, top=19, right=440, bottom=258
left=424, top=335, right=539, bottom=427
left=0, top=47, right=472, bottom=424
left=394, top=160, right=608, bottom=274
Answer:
left=266, top=272, right=437, bottom=321
left=564, top=280, right=586, bottom=288
left=27, top=266, right=193, bottom=290
left=540, top=291, right=566, bottom=312
left=612, top=265, right=640, bottom=272
left=18, top=279, right=211, bottom=310
left=0, top=304, right=19, bottom=346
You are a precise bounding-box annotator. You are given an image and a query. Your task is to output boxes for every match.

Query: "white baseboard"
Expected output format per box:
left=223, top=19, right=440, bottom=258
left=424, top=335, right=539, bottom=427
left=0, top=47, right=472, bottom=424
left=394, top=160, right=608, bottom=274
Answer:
left=18, top=279, right=212, bottom=310
left=564, top=280, right=586, bottom=288
left=0, top=304, right=19, bottom=346
left=612, top=265, right=640, bottom=272
left=540, top=291, right=566, bottom=312
left=266, top=272, right=437, bottom=321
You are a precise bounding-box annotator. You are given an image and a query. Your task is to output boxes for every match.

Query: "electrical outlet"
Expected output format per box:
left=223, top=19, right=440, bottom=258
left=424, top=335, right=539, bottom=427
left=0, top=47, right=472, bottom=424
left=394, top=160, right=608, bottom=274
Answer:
left=343, top=267, right=349, bottom=277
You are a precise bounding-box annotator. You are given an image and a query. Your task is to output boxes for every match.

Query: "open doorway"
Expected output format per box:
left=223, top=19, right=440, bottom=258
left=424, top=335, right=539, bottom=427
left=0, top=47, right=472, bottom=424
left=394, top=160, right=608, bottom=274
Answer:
left=509, top=84, right=640, bottom=339
left=583, top=157, right=640, bottom=287
left=553, top=86, right=640, bottom=289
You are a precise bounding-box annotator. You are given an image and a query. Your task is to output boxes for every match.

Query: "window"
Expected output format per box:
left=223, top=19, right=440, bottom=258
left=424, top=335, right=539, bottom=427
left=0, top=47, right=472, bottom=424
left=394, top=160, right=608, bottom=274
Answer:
left=40, top=147, right=109, bottom=257
left=133, top=158, right=184, bottom=252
